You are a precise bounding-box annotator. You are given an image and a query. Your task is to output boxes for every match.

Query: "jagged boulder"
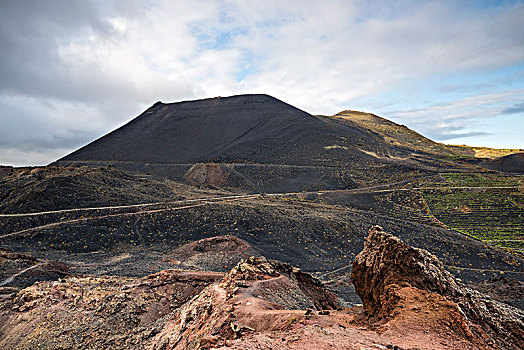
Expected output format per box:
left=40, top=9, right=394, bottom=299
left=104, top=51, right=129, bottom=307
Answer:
left=351, top=225, right=524, bottom=349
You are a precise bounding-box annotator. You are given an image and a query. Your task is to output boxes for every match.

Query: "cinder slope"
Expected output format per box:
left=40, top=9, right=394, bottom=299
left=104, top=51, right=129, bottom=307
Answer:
left=55, top=95, right=495, bottom=194
left=57, top=95, right=390, bottom=166
left=481, top=152, right=524, bottom=173
left=0, top=166, right=181, bottom=213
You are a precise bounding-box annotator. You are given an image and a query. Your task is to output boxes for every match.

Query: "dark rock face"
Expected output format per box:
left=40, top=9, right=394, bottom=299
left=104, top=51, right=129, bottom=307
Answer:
left=351, top=225, right=524, bottom=349
left=469, top=276, right=524, bottom=310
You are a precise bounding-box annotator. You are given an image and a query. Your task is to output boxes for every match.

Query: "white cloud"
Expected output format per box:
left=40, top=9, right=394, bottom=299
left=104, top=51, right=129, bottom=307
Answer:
left=1, top=0, right=523, bottom=165
left=388, top=89, right=524, bottom=140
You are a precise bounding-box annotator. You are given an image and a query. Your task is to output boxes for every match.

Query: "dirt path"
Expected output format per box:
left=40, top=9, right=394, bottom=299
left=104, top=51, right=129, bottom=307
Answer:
left=0, top=196, right=258, bottom=239
left=2, top=182, right=517, bottom=219
left=316, top=264, right=352, bottom=280
left=443, top=265, right=524, bottom=274
left=1, top=179, right=516, bottom=247
left=317, top=263, right=524, bottom=285
left=0, top=180, right=420, bottom=218
left=2, top=175, right=521, bottom=272
left=0, top=194, right=257, bottom=217
left=366, top=185, right=521, bottom=193
left=0, top=262, right=44, bottom=287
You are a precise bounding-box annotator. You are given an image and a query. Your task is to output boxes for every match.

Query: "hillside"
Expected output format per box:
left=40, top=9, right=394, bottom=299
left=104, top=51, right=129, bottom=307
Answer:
left=1, top=229, right=522, bottom=349
left=330, top=110, right=522, bottom=162
left=329, top=110, right=462, bottom=157
left=2, top=170, right=522, bottom=308
left=481, top=152, right=524, bottom=173
left=1, top=94, right=523, bottom=349
left=58, top=95, right=390, bottom=166
left=54, top=94, right=500, bottom=194
left=0, top=166, right=226, bottom=214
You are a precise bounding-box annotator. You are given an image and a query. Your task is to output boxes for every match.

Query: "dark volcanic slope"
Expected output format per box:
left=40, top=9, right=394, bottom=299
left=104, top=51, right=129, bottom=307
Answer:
left=0, top=166, right=181, bottom=214
left=481, top=152, right=524, bottom=173
left=58, top=94, right=389, bottom=166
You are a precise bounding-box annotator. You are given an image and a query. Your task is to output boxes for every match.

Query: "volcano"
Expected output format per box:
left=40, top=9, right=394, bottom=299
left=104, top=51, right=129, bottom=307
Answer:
left=57, top=94, right=391, bottom=166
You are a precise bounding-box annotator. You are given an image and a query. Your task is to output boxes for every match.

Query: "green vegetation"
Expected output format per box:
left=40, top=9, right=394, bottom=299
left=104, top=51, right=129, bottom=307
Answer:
left=421, top=173, right=524, bottom=258
left=440, top=173, right=522, bottom=187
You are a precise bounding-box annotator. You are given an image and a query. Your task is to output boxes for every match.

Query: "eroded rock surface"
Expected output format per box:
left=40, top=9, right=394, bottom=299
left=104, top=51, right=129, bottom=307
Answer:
left=3, top=231, right=523, bottom=349
left=352, top=225, right=524, bottom=349
left=0, top=270, right=222, bottom=349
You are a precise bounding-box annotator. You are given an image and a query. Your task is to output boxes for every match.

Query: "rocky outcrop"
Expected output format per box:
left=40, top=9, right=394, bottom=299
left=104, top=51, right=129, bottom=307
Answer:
left=0, top=256, right=339, bottom=350
left=4, top=229, right=523, bottom=350
left=0, top=270, right=222, bottom=349
left=151, top=256, right=339, bottom=349
left=221, top=256, right=339, bottom=310
left=351, top=225, right=524, bottom=349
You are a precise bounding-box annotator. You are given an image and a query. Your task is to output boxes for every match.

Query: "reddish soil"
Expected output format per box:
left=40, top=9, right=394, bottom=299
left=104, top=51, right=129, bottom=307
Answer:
left=1, top=232, right=523, bottom=349
left=185, top=163, right=231, bottom=188
left=170, top=235, right=259, bottom=272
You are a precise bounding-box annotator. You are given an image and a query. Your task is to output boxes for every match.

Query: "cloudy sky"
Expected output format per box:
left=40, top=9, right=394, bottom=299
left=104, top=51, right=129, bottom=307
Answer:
left=1, top=0, right=523, bottom=166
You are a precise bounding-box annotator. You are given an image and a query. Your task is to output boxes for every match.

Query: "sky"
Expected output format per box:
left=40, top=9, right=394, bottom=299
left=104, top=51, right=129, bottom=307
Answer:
left=1, top=0, right=523, bottom=166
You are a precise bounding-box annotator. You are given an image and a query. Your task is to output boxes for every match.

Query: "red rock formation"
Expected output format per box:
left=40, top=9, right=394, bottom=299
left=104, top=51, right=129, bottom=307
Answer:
left=2, top=231, right=523, bottom=349
left=0, top=270, right=222, bottom=349
left=152, top=256, right=340, bottom=349
left=352, top=225, right=524, bottom=349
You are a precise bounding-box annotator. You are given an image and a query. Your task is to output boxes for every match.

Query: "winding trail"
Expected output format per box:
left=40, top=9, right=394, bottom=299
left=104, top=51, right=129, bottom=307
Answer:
left=1, top=178, right=426, bottom=239
left=6, top=173, right=509, bottom=219
left=316, top=263, right=524, bottom=284
left=0, top=195, right=258, bottom=239
left=0, top=194, right=257, bottom=217
left=0, top=180, right=419, bottom=219
left=2, top=175, right=522, bottom=284
left=0, top=262, right=43, bottom=286
left=1, top=178, right=520, bottom=245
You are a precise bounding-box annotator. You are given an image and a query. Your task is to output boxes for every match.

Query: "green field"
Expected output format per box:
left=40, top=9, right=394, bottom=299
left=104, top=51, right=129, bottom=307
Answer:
left=420, top=173, right=524, bottom=258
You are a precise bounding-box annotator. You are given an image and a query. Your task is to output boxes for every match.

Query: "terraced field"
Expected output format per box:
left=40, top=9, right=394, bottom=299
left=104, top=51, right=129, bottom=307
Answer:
left=421, top=173, right=524, bottom=258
